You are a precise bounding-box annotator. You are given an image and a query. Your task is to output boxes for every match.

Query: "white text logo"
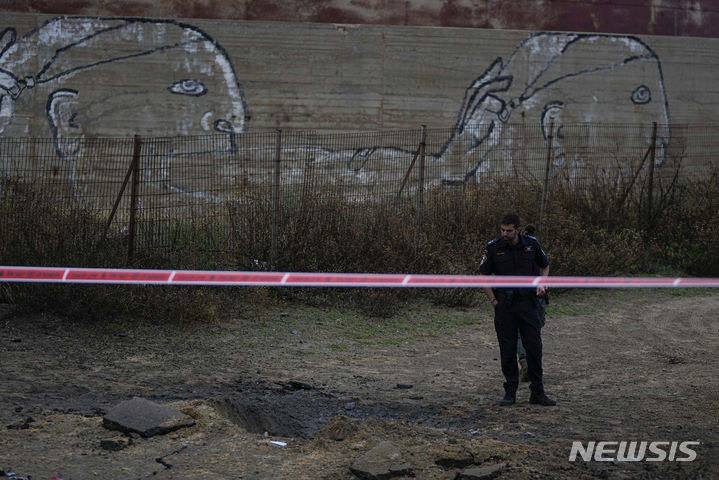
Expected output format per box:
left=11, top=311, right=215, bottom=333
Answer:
left=569, top=441, right=699, bottom=462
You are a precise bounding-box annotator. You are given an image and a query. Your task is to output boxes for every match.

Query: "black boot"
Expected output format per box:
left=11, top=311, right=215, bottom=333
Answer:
left=498, top=391, right=516, bottom=406
left=529, top=392, right=556, bottom=406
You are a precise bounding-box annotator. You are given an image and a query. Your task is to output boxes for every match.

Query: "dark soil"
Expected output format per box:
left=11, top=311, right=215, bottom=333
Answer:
left=1, top=288, right=717, bottom=479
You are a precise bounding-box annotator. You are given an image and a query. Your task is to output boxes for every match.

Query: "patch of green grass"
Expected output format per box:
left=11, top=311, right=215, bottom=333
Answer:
left=545, top=302, right=594, bottom=316
left=279, top=299, right=482, bottom=347
left=330, top=342, right=348, bottom=352
left=332, top=306, right=479, bottom=346
left=670, top=288, right=689, bottom=297
left=377, top=336, right=411, bottom=346
left=428, top=314, right=476, bottom=329
left=348, top=319, right=403, bottom=341
left=668, top=287, right=716, bottom=297
left=701, top=402, right=719, bottom=420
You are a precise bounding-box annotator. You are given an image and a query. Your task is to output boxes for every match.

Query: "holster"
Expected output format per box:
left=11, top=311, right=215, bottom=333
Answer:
left=530, top=294, right=539, bottom=308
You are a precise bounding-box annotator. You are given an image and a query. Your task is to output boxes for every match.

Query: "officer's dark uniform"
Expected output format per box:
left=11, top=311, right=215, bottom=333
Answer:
left=479, top=234, right=549, bottom=398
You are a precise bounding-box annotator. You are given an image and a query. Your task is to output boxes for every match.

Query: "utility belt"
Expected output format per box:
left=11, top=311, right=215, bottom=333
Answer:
left=494, top=288, right=537, bottom=306
left=494, top=288, right=533, bottom=298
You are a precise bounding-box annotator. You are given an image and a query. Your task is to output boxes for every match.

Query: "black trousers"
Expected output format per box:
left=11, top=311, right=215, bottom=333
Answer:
left=494, top=294, right=544, bottom=395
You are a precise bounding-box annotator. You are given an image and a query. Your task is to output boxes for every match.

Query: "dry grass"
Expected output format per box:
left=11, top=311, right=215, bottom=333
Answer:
left=1, top=160, right=718, bottom=321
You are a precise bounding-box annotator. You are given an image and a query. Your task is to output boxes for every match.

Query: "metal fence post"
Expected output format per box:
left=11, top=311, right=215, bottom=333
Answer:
left=100, top=139, right=138, bottom=249
left=127, top=135, right=141, bottom=265
left=647, top=122, right=657, bottom=229
left=415, top=125, right=426, bottom=245
left=271, top=128, right=281, bottom=271
left=539, top=121, right=554, bottom=234
left=396, top=145, right=421, bottom=200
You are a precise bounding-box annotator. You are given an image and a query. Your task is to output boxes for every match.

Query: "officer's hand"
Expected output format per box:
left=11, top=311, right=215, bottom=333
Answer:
left=536, top=285, right=546, bottom=296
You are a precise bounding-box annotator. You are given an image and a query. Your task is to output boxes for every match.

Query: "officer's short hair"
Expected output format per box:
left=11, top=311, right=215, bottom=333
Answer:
left=501, top=214, right=521, bottom=228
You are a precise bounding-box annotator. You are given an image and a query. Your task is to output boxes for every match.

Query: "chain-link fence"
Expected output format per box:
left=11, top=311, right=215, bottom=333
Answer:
left=1, top=123, right=716, bottom=266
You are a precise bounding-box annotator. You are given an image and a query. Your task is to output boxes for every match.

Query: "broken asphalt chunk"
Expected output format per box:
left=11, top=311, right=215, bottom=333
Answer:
left=350, top=441, right=414, bottom=479
left=102, top=397, right=195, bottom=438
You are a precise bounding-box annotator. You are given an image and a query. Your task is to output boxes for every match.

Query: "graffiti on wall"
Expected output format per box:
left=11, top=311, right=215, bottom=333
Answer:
left=0, top=15, right=247, bottom=194
left=1, top=17, right=671, bottom=196
left=442, top=32, right=670, bottom=180
left=344, top=32, right=671, bottom=186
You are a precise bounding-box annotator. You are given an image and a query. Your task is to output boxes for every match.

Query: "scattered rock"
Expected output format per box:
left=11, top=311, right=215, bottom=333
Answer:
left=100, top=435, right=131, bottom=451
left=1, top=469, right=32, bottom=480
left=344, top=401, right=357, bottom=411
left=350, top=441, right=414, bottom=479
left=6, top=417, right=33, bottom=430
left=280, top=380, right=314, bottom=391
left=455, top=463, right=509, bottom=479
left=434, top=443, right=476, bottom=469
left=102, top=397, right=195, bottom=438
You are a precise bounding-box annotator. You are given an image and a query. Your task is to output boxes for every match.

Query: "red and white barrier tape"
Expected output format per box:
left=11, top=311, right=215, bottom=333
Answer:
left=1, top=266, right=718, bottom=288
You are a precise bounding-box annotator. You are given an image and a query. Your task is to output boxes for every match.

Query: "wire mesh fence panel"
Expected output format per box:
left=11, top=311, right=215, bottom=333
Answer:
left=1, top=123, right=717, bottom=265
left=0, top=137, right=74, bottom=199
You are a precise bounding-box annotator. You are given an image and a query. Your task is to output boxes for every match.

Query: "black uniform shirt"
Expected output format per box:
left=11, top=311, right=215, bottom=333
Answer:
left=479, top=234, right=549, bottom=292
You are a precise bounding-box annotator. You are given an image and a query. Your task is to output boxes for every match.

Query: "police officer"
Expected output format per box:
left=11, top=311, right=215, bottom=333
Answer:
left=479, top=214, right=555, bottom=406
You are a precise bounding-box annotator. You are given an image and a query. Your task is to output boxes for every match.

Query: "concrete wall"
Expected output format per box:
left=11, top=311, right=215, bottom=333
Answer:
left=1, top=11, right=717, bottom=144
left=2, top=10, right=717, bottom=200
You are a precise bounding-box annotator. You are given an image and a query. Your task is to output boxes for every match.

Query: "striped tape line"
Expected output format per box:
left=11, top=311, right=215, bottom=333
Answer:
left=1, top=266, right=718, bottom=288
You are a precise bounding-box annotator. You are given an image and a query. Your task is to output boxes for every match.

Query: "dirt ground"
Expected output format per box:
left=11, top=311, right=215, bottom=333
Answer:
left=1, top=287, right=718, bottom=479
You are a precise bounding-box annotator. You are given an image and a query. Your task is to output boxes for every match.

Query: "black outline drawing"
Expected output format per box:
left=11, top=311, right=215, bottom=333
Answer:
left=1, top=16, right=250, bottom=199
left=2, top=22, right=672, bottom=196
left=0, top=16, right=248, bottom=152
left=346, top=32, right=671, bottom=184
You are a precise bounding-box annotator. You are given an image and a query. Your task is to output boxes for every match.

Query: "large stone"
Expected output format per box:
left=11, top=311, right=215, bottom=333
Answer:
left=350, top=441, right=414, bottom=480
left=102, top=397, right=195, bottom=438
left=100, top=435, right=131, bottom=451
left=455, top=463, right=509, bottom=479
left=434, top=443, right=476, bottom=469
